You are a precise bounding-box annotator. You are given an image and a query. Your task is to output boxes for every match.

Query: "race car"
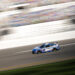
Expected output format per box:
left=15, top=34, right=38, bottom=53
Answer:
left=32, top=43, right=60, bottom=54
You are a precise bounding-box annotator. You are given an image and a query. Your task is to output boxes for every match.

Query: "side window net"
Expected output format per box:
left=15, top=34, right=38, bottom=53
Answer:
left=46, top=45, right=50, bottom=47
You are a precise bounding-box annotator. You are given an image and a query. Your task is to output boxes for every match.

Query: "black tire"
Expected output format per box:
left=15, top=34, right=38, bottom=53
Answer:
left=32, top=51, right=35, bottom=54
left=52, top=48, right=56, bottom=51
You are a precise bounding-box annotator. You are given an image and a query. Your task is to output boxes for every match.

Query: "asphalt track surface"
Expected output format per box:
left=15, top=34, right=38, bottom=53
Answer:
left=0, top=39, right=75, bottom=71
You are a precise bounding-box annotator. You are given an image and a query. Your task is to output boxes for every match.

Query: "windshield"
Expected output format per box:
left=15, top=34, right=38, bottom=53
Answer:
left=40, top=44, right=45, bottom=48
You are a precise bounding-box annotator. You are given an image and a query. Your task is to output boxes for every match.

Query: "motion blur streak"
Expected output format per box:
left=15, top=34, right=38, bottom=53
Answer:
left=15, top=42, right=75, bottom=54
left=0, top=39, right=75, bottom=71
left=0, top=0, right=75, bottom=71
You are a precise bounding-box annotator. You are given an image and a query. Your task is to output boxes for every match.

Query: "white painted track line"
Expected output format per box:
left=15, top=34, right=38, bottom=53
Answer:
left=15, top=42, right=75, bottom=54
left=60, top=43, right=75, bottom=47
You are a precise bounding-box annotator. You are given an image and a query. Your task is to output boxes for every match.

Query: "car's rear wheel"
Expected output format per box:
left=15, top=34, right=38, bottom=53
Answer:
left=52, top=48, right=57, bottom=51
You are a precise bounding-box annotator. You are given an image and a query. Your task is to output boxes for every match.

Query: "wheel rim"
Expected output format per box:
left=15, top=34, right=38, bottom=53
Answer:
left=37, top=51, right=41, bottom=54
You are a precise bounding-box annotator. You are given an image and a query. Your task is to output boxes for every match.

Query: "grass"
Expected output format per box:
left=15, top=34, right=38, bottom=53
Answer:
left=0, top=59, right=75, bottom=75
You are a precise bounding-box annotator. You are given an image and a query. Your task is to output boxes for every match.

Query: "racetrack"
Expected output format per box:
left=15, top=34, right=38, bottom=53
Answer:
left=0, top=39, right=75, bottom=71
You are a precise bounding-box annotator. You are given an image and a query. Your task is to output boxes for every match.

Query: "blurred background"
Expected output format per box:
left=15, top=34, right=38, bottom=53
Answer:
left=0, top=0, right=75, bottom=39
left=0, top=0, right=75, bottom=71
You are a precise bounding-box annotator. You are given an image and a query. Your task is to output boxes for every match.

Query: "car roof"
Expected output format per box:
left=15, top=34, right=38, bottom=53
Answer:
left=43, top=43, right=55, bottom=46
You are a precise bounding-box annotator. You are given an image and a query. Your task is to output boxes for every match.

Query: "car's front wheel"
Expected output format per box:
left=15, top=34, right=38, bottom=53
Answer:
left=32, top=51, right=35, bottom=54
left=37, top=51, right=42, bottom=54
